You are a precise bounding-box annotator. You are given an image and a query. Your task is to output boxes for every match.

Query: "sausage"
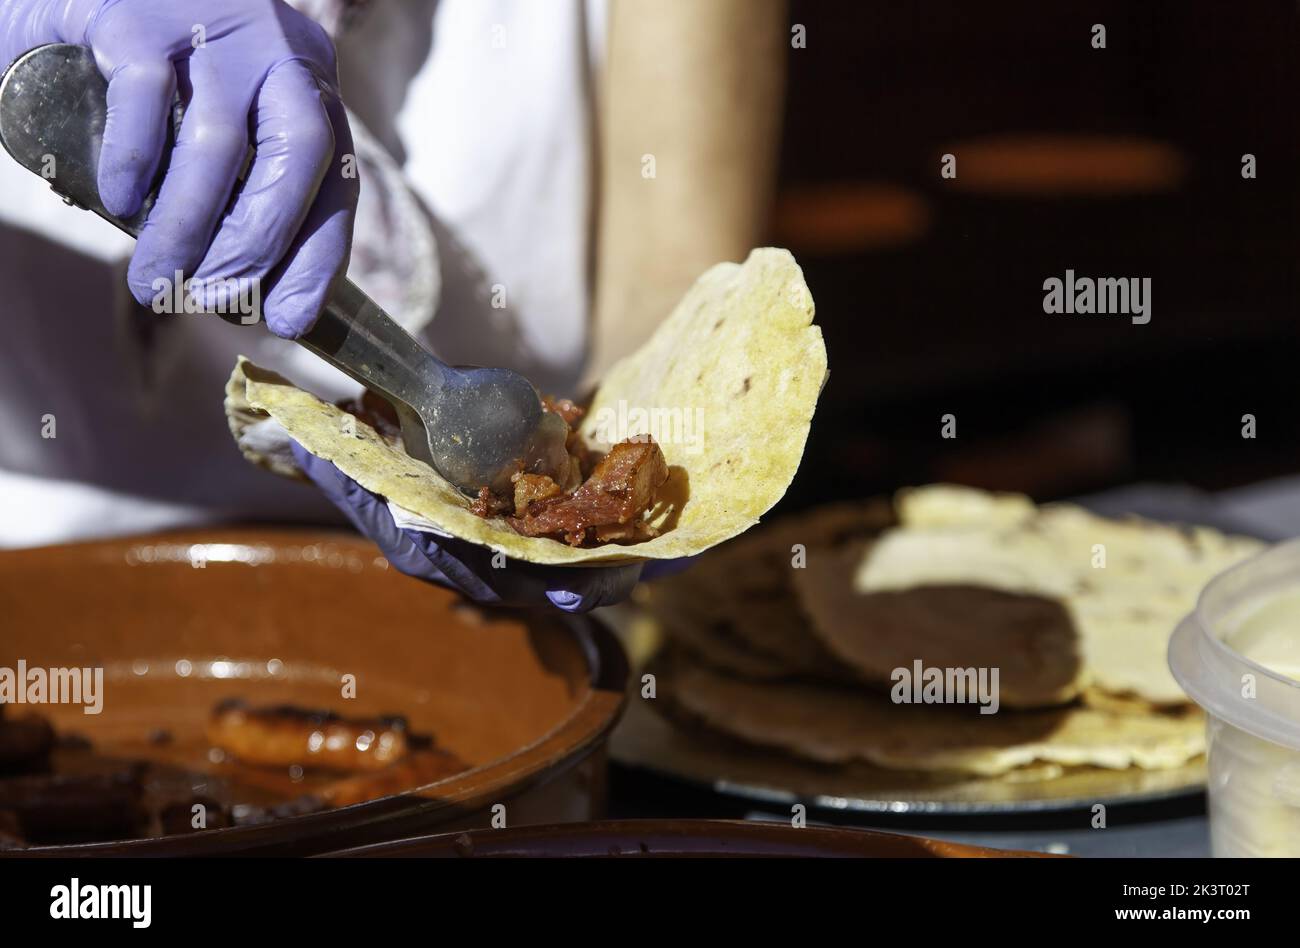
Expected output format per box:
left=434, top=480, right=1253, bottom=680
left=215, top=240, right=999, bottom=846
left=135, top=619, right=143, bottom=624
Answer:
left=207, top=700, right=410, bottom=772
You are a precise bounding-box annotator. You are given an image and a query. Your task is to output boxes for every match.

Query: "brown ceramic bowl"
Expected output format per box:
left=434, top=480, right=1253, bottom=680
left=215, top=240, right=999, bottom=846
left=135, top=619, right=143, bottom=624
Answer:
left=325, top=819, right=1049, bottom=858
left=0, top=528, right=626, bottom=856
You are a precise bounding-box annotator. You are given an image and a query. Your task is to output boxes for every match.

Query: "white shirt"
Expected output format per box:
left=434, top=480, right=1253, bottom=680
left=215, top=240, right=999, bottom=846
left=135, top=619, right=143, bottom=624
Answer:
left=0, top=0, right=603, bottom=547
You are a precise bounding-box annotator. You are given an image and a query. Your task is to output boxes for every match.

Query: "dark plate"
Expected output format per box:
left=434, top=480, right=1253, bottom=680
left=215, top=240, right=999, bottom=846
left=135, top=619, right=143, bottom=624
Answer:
left=324, top=818, right=1049, bottom=857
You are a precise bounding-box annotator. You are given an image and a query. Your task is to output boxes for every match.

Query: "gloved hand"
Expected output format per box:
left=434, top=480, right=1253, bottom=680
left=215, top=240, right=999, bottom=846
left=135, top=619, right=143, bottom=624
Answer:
left=0, top=0, right=356, bottom=337
left=291, top=442, right=686, bottom=613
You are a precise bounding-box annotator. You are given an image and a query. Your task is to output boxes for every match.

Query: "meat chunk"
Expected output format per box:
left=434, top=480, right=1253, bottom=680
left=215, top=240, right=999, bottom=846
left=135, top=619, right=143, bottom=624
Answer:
left=453, top=387, right=668, bottom=547
left=470, top=485, right=514, bottom=519
left=541, top=395, right=586, bottom=427
left=560, top=433, right=593, bottom=489
left=512, top=472, right=563, bottom=515
left=509, top=438, right=669, bottom=546
left=337, top=390, right=404, bottom=446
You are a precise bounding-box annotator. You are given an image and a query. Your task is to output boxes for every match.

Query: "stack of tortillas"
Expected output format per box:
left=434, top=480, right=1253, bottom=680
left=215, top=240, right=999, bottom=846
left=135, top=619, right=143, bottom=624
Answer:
left=641, top=485, right=1263, bottom=783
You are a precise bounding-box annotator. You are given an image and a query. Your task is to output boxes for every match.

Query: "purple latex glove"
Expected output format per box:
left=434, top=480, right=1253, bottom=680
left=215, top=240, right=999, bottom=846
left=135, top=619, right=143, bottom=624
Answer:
left=290, top=442, right=693, bottom=613
left=0, top=0, right=357, bottom=337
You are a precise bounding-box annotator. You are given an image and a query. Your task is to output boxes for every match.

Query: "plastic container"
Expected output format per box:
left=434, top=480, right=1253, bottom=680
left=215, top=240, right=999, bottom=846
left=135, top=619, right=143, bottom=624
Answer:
left=1169, top=538, right=1300, bottom=857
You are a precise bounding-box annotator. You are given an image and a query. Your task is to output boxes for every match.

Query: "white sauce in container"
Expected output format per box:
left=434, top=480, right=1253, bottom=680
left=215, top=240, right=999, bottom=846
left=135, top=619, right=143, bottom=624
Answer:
left=1169, top=540, right=1300, bottom=857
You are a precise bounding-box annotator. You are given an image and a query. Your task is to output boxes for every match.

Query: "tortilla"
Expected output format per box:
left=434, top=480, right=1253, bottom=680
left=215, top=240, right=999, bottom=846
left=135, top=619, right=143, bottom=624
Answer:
left=656, top=613, right=791, bottom=680
left=226, top=248, right=827, bottom=565
left=646, top=501, right=891, bottom=679
left=656, top=651, right=1205, bottom=776
left=793, top=542, right=1085, bottom=709
left=855, top=485, right=1264, bottom=704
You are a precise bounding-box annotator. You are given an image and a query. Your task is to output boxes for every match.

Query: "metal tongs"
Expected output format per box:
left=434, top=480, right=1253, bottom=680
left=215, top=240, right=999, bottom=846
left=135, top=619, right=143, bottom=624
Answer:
left=0, top=44, right=568, bottom=495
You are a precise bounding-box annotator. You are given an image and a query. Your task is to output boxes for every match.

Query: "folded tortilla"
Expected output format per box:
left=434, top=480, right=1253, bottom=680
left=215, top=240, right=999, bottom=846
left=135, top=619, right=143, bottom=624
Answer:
left=658, top=651, right=1205, bottom=776
left=646, top=501, right=891, bottom=679
left=226, top=248, right=827, bottom=565
left=793, top=542, right=1086, bottom=709
left=854, top=485, right=1265, bottom=703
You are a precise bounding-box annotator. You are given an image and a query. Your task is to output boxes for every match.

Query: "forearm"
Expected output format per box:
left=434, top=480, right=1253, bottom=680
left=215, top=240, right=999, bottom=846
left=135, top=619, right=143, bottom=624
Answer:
left=586, top=0, right=787, bottom=388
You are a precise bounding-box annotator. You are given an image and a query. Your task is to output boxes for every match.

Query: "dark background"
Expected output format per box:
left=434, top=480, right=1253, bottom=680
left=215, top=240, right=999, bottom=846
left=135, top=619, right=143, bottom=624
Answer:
left=767, top=0, right=1299, bottom=508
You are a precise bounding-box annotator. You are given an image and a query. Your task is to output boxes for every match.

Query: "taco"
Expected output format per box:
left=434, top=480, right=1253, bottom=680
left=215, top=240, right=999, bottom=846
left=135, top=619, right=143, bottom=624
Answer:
left=225, top=248, right=827, bottom=565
